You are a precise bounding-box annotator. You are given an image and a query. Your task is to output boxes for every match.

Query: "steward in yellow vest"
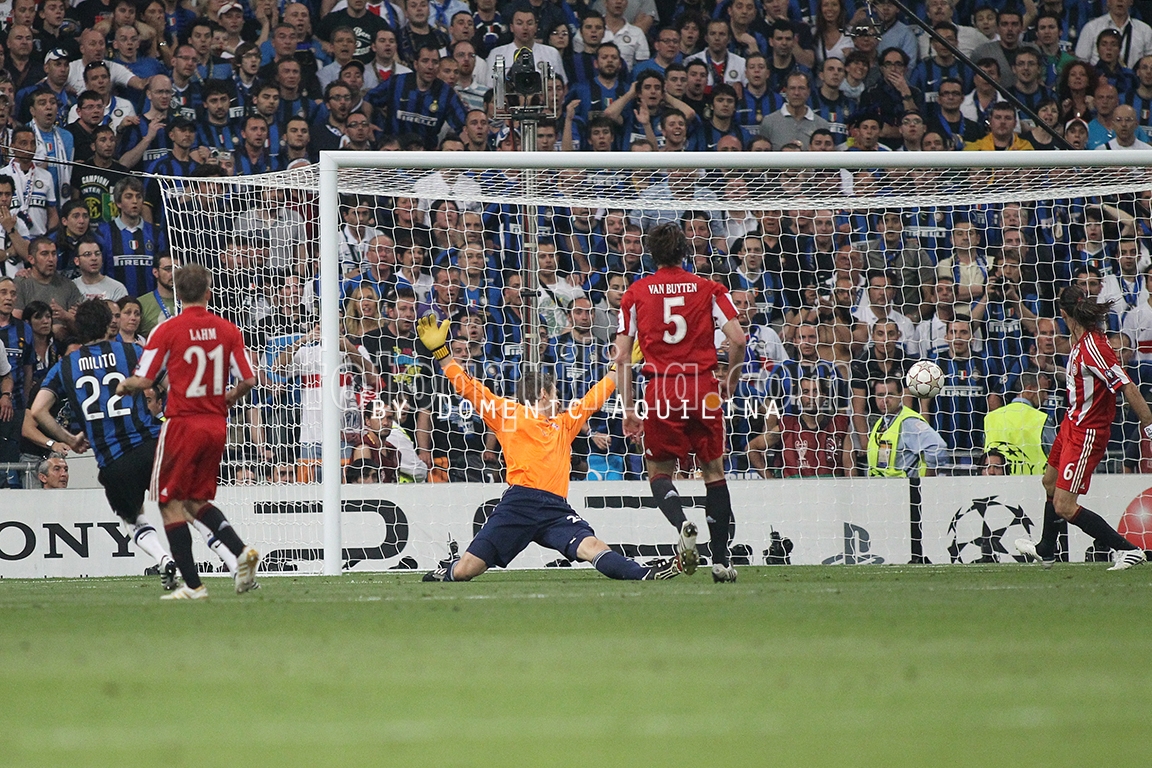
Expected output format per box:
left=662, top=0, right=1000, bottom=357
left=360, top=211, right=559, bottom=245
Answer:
left=866, top=378, right=949, bottom=478
left=983, top=372, right=1054, bottom=476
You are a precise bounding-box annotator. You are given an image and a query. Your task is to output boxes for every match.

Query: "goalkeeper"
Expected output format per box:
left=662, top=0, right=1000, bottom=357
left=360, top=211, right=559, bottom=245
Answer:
left=418, top=315, right=684, bottom=582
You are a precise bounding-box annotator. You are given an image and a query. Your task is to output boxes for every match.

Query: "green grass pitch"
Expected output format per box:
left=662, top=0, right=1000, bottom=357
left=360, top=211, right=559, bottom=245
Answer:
left=2, top=565, right=1151, bottom=767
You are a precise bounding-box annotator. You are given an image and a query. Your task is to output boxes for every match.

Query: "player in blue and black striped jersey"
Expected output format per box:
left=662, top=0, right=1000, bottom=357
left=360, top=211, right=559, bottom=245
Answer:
left=366, top=45, right=468, bottom=150
left=30, top=299, right=179, bottom=590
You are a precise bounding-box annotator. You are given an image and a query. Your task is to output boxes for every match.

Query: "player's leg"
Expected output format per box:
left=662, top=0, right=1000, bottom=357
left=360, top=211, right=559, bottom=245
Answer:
left=192, top=518, right=238, bottom=574
left=573, top=536, right=682, bottom=580
left=1051, top=428, right=1144, bottom=569
left=647, top=456, right=698, bottom=575
left=159, top=499, right=206, bottom=598
left=100, top=444, right=178, bottom=589
left=700, top=457, right=737, bottom=582
left=424, top=494, right=535, bottom=581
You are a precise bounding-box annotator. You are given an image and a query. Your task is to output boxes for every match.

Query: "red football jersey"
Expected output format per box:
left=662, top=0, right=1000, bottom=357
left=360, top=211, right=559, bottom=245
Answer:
left=1065, top=330, right=1130, bottom=429
left=135, top=306, right=255, bottom=418
left=618, top=267, right=739, bottom=375
left=779, top=414, right=850, bottom=477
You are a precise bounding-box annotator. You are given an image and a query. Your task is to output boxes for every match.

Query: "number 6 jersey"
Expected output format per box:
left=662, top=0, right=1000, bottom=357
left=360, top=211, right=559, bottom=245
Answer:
left=135, top=305, right=255, bottom=418
left=41, top=341, right=161, bottom=468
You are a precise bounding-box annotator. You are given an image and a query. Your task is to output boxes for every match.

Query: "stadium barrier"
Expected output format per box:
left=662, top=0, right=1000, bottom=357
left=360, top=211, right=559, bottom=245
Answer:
left=3, top=477, right=1150, bottom=578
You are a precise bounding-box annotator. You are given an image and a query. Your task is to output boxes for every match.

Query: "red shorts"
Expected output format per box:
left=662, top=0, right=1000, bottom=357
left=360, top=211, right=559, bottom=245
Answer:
left=151, top=415, right=227, bottom=504
left=1047, top=422, right=1108, bottom=496
left=642, top=372, right=726, bottom=465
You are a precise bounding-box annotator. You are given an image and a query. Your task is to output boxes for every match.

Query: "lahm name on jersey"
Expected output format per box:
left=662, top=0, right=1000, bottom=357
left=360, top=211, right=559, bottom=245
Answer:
left=189, top=328, right=217, bottom=341
left=77, top=350, right=117, bottom=371
left=646, top=282, right=699, bottom=295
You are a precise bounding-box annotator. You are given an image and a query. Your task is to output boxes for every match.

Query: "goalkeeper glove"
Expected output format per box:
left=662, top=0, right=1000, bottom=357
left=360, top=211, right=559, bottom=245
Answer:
left=417, top=313, right=451, bottom=360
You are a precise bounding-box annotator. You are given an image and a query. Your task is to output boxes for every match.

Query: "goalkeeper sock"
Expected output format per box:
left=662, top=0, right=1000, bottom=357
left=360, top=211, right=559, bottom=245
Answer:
left=705, top=479, right=733, bottom=567
left=1036, top=498, right=1061, bottom=559
left=132, top=515, right=171, bottom=568
left=193, top=518, right=237, bottom=574
left=164, top=522, right=201, bottom=590
left=592, top=549, right=647, bottom=580
left=1069, top=506, right=1137, bottom=552
left=649, top=474, right=687, bottom=530
left=194, top=504, right=245, bottom=556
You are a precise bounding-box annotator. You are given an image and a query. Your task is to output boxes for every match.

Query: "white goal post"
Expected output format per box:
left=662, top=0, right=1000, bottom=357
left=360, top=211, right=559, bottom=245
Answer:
left=145, top=151, right=1152, bottom=576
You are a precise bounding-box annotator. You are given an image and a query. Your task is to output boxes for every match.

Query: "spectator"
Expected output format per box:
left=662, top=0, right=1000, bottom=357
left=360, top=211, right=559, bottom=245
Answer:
left=864, top=212, right=934, bottom=322
left=1096, top=103, right=1152, bottom=148
left=195, top=79, right=240, bottom=153
left=1009, top=48, right=1052, bottom=120
left=116, top=295, right=145, bottom=345
left=841, top=48, right=872, bottom=101
left=971, top=8, right=1037, bottom=90
left=567, top=42, right=627, bottom=128
left=850, top=318, right=913, bottom=443
left=759, top=376, right=853, bottom=477
left=6, top=25, right=43, bottom=93
left=486, top=7, right=566, bottom=86
left=1076, top=0, right=1152, bottom=70
left=96, top=177, right=164, bottom=298
left=0, top=276, right=33, bottom=484
left=364, top=28, right=412, bottom=91
left=368, top=45, right=467, bottom=149
left=981, top=448, right=1008, bottom=475
left=926, top=318, right=995, bottom=451
left=911, top=23, right=967, bottom=106
left=1087, top=80, right=1152, bottom=147
left=935, top=218, right=989, bottom=308
left=15, top=47, right=71, bottom=126
left=913, top=275, right=962, bottom=359
left=119, top=75, right=176, bottom=170
left=762, top=19, right=808, bottom=94
left=6, top=125, right=58, bottom=237
left=351, top=398, right=429, bottom=482
left=926, top=77, right=984, bottom=149
left=811, top=57, right=853, bottom=146
left=965, top=102, right=1035, bottom=150
left=14, top=238, right=82, bottom=321
left=1032, top=13, right=1077, bottom=89
left=0, top=176, right=30, bottom=272
left=110, top=15, right=165, bottom=85
left=853, top=268, right=917, bottom=344
left=919, top=0, right=986, bottom=59
left=859, top=47, right=924, bottom=144
left=1021, top=98, right=1063, bottom=149
left=960, top=58, right=1006, bottom=126
left=73, top=237, right=125, bottom=301
left=37, top=453, right=69, bottom=488
left=66, top=62, right=137, bottom=133
left=137, top=252, right=175, bottom=337
left=813, top=0, right=853, bottom=67
left=318, top=27, right=361, bottom=89
left=599, top=0, right=649, bottom=70
left=759, top=72, right=831, bottom=149
left=633, top=26, right=679, bottom=78
left=1093, top=28, right=1137, bottom=93
left=771, top=321, right=847, bottom=415
left=865, top=377, right=947, bottom=477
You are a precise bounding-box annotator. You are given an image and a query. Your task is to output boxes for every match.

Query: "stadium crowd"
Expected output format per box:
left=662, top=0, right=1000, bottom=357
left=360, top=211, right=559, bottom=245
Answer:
left=1, top=0, right=1152, bottom=488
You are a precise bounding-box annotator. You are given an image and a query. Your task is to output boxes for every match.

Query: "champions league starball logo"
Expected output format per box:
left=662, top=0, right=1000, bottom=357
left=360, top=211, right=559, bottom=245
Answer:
left=947, top=496, right=1034, bottom=564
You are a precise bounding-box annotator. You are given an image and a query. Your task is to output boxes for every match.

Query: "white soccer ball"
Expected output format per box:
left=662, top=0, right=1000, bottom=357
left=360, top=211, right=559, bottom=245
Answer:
left=906, top=360, right=945, bottom=398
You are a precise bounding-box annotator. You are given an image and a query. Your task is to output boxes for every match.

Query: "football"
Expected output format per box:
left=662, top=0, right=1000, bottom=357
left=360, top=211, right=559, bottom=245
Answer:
left=906, top=360, right=945, bottom=398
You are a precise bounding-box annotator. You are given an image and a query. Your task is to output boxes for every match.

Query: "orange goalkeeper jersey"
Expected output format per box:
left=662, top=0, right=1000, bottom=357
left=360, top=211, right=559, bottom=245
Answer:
left=442, top=359, right=616, bottom=498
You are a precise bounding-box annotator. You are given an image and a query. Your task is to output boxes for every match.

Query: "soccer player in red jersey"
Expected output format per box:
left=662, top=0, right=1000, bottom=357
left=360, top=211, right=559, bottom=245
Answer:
left=1017, top=285, right=1152, bottom=571
left=118, top=264, right=260, bottom=599
left=614, top=223, right=747, bottom=582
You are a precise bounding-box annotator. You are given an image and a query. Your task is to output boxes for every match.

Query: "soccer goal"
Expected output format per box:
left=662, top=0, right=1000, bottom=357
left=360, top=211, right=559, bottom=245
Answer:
left=155, top=151, right=1152, bottom=576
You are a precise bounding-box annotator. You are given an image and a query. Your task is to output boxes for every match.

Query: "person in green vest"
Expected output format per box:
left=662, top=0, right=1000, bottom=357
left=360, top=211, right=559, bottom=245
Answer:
left=983, top=371, right=1054, bottom=475
left=867, top=377, right=948, bottom=477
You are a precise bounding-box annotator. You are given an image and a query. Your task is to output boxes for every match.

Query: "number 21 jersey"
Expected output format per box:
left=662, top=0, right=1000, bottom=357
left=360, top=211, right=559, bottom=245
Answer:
left=135, top=305, right=255, bottom=418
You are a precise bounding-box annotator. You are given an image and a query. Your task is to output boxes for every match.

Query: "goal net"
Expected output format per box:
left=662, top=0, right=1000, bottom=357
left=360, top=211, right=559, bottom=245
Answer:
left=157, top=151, right=1152, bottom=574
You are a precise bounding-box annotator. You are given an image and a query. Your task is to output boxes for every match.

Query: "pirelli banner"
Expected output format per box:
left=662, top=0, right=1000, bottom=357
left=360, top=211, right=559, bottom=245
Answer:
left=2, top=478, right=1151, bottom=578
